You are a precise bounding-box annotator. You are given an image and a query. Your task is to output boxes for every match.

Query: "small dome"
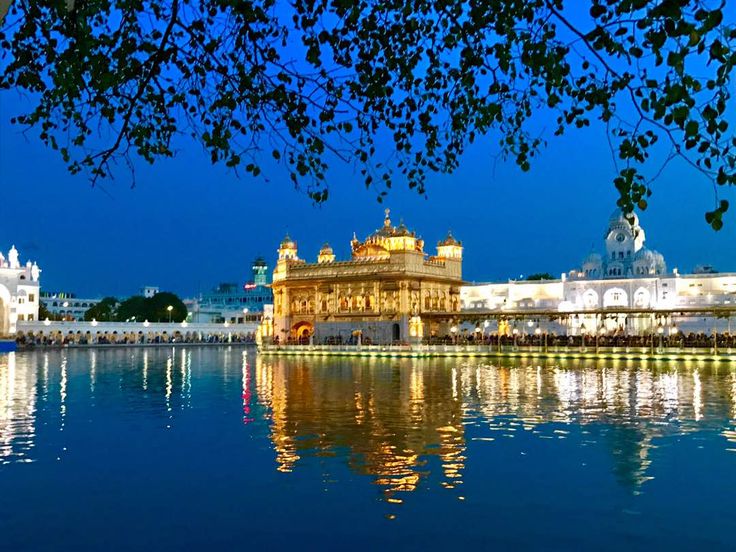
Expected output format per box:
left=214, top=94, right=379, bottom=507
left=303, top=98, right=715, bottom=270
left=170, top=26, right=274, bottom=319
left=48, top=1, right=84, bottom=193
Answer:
left=634, top=248, right=655, bottom=261
left=583, top=252, right=602, bottom=264
left=438, top=231, right=461, bottom=247
left=280, top=234, right=296, bottom=248
left=253, top=256, right=267, bottom=267
left=319, top=242, right=333, bottom=254
left=393, top=222, right=413, bottom=237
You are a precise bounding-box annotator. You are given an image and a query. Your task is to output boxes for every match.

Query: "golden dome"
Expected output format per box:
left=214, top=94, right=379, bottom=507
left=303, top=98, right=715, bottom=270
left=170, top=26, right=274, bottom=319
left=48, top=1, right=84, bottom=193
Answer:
left=438, top=231, right=461, bottom=247
left=352, top=210, right=424, bottom=258
left=280, top=234, right=296, bottom=248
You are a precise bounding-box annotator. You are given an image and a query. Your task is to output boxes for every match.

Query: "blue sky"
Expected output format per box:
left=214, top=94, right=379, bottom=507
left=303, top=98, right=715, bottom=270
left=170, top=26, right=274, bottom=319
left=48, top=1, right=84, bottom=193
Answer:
left=1, top=88, right=734, bottom=298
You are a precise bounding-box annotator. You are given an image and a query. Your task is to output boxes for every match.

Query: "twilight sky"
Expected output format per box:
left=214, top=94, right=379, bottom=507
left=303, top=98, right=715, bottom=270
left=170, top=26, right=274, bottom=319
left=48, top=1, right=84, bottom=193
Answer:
left=1, top=89, right=735, bottom=299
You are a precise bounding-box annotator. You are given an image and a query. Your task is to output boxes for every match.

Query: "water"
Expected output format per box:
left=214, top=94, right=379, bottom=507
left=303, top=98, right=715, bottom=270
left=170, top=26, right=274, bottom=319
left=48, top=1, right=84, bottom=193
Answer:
left=1, top=348, right=736, bottom=550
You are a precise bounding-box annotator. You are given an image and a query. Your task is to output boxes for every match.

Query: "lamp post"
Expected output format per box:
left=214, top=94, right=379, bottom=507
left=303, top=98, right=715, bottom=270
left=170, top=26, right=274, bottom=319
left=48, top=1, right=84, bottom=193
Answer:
left=657, top=324, right=664, bottom=352
left=512, top=327, right=519, bottom=350
left=450, top=325, right=458, bottom=345
left=167, top=305, right=173, bottom=323
left=534, top=326, right=542, bottom=352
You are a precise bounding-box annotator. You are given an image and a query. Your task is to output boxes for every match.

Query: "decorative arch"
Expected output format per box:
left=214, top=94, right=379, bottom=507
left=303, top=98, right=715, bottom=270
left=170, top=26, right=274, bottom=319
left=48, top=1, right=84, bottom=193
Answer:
left=291, top=321, right=314, bottom=340
left=603, top=287, right=628, bottom=308
left=582, top=289, right=599, bottom=308
left=0, top=284, right=11, bottom=336
left=633, top=287, right=651, bottom=308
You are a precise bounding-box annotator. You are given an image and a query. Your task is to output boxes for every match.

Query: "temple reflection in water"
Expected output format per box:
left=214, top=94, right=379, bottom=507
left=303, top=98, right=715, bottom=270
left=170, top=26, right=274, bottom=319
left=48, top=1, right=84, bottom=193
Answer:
left=255, top=356, right=467, bottom=499
left=254, top=355, right=736, bottom=495
left=3, top=349, right=736, bottom=499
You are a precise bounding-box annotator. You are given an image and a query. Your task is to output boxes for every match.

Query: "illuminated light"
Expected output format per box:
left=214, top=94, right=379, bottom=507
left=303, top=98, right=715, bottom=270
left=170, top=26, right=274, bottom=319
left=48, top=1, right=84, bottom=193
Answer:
left=43, top=318, right=51, bottom=326
left=243, top=283, right=257, bottom=290
left=90, top=319, right=98, bottom=327
left=143, top=320, right=150, bottom=328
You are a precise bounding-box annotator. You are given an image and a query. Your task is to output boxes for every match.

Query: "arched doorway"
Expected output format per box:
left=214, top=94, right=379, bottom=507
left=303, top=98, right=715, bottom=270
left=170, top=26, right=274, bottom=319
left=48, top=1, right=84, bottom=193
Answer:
left=392, top=323, right=400, bottom=342
left=291, top=321, right=314, bottom=342
left=0, top=284, right=11, bottom=336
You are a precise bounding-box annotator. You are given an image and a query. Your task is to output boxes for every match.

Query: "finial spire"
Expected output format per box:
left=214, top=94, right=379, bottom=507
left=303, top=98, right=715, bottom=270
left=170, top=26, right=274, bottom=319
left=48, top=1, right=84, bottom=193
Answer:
left=384, top=208, right=391, bottom=227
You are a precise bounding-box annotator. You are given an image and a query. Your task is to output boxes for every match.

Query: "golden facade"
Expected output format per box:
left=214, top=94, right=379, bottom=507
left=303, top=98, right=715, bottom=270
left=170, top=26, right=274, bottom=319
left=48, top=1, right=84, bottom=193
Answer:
left=270, top=210, right=463, bottom=344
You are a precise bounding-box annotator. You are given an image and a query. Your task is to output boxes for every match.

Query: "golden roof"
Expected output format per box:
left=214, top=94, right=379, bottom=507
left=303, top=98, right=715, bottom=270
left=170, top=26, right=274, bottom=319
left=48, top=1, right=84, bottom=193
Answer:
left=351, top=209, right=424, bottom=258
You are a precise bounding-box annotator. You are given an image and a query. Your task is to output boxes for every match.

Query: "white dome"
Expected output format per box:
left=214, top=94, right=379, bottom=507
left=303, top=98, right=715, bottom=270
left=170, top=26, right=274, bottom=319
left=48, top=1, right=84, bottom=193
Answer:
left=584, top=252, right=602, bottom=264
left=634, top=248, right=655, bottom=261
left=609, top=208, right=639, bottom=226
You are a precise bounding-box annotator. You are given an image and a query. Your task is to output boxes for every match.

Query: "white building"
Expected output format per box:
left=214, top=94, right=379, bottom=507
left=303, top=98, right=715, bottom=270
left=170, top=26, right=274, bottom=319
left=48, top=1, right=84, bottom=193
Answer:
left=140, top=286, right=159, bottom=298
left=40, top=292, right=102, bottom=321
left=462, top=210, right=736, bottom=335
left=0, top=245, right=41, bottom=335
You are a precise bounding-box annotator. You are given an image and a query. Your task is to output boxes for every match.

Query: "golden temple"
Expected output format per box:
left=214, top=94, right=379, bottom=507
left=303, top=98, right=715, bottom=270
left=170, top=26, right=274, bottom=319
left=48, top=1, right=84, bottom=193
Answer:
left=267, top=209, right=463, bottom=344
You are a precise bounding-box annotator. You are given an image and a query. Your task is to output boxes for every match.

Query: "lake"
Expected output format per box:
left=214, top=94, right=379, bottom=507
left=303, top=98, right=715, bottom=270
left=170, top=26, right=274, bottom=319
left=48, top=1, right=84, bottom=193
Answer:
left=1, top=347, right=735, bottom=550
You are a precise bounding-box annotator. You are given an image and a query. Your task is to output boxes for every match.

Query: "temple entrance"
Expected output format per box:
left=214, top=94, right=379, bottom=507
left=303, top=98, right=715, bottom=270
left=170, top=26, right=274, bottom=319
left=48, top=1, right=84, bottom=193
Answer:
left=392, top=323, right=400, bottom=342
left=291, top=321, right=314, bottom=343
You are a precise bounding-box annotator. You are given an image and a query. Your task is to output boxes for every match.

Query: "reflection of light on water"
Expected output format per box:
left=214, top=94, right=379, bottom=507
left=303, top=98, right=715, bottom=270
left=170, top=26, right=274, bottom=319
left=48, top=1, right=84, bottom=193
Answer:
left=241, top=352, right=253, bottom=424
left=59, top=356, right=67, bottom=431
left=165, top=354, right=173, bottom=416
left=42, top=353, right=49, bottom=400
left=659, top=370, right=679, bottom=415
left=554, top=368, right=578, bottom=420
left=180, top=349, right=192, bottom=407
left=90, top=350, right=96, bottom=394
left=536, top=366, right=542, bottom=397
left=451, top=367, right=457, bottom=401
left=142, top=350, right=148, bottom=391
left=693, top=369, right=703, bottom=421
left=0, top=353, right=36, bottom=464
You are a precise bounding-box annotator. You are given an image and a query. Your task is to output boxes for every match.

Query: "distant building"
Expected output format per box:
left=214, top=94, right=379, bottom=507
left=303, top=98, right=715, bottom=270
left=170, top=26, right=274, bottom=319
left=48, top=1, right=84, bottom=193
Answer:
left=40, top=292, right=101, bottom=321
left=576, top=210, right=666, bottom=279
left=268, top=209, right=463, bottom=344
left=461, top=209, right=736, bottom=335
left=0, top=245, right=41, bottom=335
left=189, top=257, right=272, bottom=323
left=140, top=286, right=160, bottom=298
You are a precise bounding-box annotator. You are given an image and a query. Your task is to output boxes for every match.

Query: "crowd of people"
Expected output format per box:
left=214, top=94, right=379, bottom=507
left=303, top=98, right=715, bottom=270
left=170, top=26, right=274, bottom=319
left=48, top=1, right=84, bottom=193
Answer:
left=16, top=332, right=256, bottom=347
left=271, top=331, right=736, bottom=350
left=423, top=332, right=736, bottom=349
